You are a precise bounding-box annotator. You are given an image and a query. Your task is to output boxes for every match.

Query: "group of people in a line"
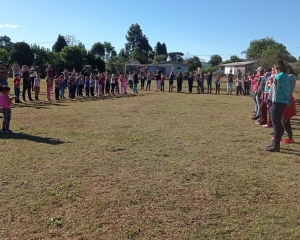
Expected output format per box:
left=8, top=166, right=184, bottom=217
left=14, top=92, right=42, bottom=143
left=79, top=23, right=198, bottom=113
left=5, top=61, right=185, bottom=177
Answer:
left=249, top=60, right=296, bottom=152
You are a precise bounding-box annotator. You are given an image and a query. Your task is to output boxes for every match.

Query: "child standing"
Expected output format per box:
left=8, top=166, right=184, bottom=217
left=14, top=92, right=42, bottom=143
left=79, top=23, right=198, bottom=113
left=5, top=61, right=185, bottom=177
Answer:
left=110, top=74, right=116, bottom=94
left=133, top=72, right=139, bottom=93
left=0, top=86, right=15, bottom=133
left=33, top=73, right=41, bottom=100
left=215, top=74, right=220, bottom=94
left=95, top=76, right=99, bottom=96
left=13, top=73, right=21, bottom=103
left=146, top=72, right=152, bottom=91
left=85, top=76, right=90, bottom=97
left=45, top=76, right=51, bottom=100
left=59, top=75, right=66, bottom=99
left=99, top=73, right=105, bottom=95
left=161, top=73, right=165, bottom=92
left=54, top=75, right=60, bottom=100
left=90, top=75, right=95, bottom=97
left=115, top=75, right=120, bottom=94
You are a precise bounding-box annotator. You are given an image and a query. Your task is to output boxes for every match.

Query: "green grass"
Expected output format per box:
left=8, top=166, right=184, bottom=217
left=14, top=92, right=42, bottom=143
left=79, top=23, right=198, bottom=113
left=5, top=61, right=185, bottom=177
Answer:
left=1, top=79, right=300, bottom=239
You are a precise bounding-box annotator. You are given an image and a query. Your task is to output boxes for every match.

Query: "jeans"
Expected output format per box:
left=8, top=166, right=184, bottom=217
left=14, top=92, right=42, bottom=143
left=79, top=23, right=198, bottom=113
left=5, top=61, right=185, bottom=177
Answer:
left=282, top=118, right=293, bottom=139
left=271, top=102, right=286, bottom=145
left=55, top=88, right=60, bottom=100
left=22, top=81, right=32, bottom=100
left=79, top=84, right=84, bottom=96
left=59, top=88, right=65, bottom=98
left=177, top=80, right=182, bottom=92
left=105, top=82, right=110, bottom=94
left=236, top=86, right=243, bottom=95
left=141, top=79, right=145, bottom=89
left=156, top=80, right=161, bottom=91
left=111, top=83, right=115, bottom=94
left=133, top=83, right=138, bottom=93
left=169, top=80, right=173, bottom=92
left=2, top=108, right=11, bottom=131
left=146, top=81, right=151, bottom=91
left=207, top=81, right=212, bottom=93
left=129, top=80, right=133, bottom=89
left=14, top=87, right=20, bottom=102
left=255, top=95, right=261, bottom=117
left=215, top=84, right=220, bottom=94
left=188, top=80, right=193, bottom=93
left=161, top=82, right=164, bottom=92
left=227, top=82, right=233, bottom=94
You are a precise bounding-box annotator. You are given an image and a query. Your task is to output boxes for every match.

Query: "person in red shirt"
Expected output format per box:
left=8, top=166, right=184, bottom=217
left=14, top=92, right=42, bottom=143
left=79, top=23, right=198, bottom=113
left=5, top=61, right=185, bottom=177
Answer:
left=161, top=73, right=165, bottom=92
left=13, top=73, right=21, bottom=103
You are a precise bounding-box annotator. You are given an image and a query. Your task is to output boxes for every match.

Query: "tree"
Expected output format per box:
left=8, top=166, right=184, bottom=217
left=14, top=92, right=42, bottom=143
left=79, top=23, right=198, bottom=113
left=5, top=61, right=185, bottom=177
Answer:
left=60, top=46, right=86, bottom=71
left=52, top=34, right=68, bottom=52
left=184, top=56, right=202, bottom=72
left=167, top=52, right=184, bottom=62
left=261, top=43, right=296, bottom=64
left=0, top=35, right=13, bottom=52
left=208, top=55, right=222, bottom=67
left=90, top=42, right=105, bottom=59
left=244, top=37, right=277, bottom=59
left=31, top=44, right=51, bottom=76
left=229, top=55, right=242, bottom=62
left=155, top=42, right=162, bottom=55
left=10, top=42, right=34, bottom=66
left=154, top=42, right=167, bottom=61
left=0, top=48, right=10, bottom=64
left=125, top=23, right=152, bottom=54
left=161, top=43, right=167, bottom=56
left=153, top=55, right=167, bottom=63
left=131, top=46, right=148, bottom=64
left=86, top=52, right=105, bottom=73
left=103, top=42, right=117, bottom=62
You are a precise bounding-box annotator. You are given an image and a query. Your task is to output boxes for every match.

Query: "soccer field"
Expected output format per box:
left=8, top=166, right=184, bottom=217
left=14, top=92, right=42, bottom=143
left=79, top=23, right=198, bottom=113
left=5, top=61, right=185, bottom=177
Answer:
left=1, top=81, right=300, bottom=239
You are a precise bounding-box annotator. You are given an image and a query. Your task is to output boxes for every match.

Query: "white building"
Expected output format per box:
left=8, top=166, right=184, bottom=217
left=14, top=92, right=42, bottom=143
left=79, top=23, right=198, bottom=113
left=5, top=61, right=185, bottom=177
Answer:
left=219, top=61, right=257, bottom=75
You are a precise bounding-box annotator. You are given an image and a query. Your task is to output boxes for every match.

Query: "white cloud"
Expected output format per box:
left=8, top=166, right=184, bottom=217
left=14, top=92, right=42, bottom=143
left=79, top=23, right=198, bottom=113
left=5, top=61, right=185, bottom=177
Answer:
left=0, top=23, right=19, bottom=28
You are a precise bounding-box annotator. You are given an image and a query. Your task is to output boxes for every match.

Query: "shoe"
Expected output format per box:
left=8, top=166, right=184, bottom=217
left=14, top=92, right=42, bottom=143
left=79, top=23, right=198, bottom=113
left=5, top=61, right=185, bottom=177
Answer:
left=252, top=114, right=256, bottom=116
left=270, top=131, right=274, bottom=135
left=29, top=98, right=34, bottom=101
left=251, top=116, right=259, bottom=120
left=265, top=144, right=280, bottom=152
left=255, top=122, right=261, bottom=125
left=282, top=139, right=294, bottom=144
left=23, top=98, right=27, bottom=102
left=2, top=129, right=13, bottom=134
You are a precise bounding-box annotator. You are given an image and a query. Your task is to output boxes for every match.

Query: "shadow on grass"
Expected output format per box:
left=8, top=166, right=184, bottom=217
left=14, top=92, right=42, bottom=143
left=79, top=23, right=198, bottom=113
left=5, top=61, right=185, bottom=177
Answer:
left=281, top=148, right=300, bottom=156
left=0, top=132, right=64, bottom=145
left=10, top=93, right=140, bottom=109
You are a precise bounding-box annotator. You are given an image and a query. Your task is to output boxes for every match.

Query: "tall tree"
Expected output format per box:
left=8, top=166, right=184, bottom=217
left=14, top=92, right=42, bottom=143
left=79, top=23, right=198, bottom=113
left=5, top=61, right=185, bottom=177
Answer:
left=161, top=43, right=167, bottom=56
left=153, top=55, right=167, bottom=63
left=10, top=42, right=34, bottom=66
left=155, top=42, right=162, bottom=55
left=229, top=55, right=242, bottom=62
left=154, top=42, right=167, bottom=61
left=261, top=43, right=296, bottom=63
left=131, top=46, right=148, bottom=64
left=125, top=23, right=152, bottom=54
left=0, top=35, right=13, bottom=52
left=90, top=42, right=105, bottom=59
left=52, top=34, right=68, bottom=52
left=60, top=46, right=86, bottom=71
left=184, top=56, right=202, bottom=72
left=167, top=52, right=184, bottom=62
left=103, top=42, right=117, bottom=62
left=208, top=54, right=222, bottom=66
left=0, top=48, right=10, bottom=64
left=244, top=37, right=277, bottom=59
left=31, top=44, right=51, bottom=76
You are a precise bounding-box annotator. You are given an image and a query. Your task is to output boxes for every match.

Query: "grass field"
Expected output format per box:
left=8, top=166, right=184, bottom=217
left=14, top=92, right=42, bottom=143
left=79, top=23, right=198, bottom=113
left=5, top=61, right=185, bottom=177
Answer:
left=1, top=79, right=300, bottom=239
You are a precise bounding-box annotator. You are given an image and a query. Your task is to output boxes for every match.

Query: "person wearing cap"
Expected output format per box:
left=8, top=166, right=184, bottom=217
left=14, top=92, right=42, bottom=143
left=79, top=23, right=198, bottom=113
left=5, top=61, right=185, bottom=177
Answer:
left=265, top=59, right=290, bottom=152
left=0, top=61, right=8, bottom=86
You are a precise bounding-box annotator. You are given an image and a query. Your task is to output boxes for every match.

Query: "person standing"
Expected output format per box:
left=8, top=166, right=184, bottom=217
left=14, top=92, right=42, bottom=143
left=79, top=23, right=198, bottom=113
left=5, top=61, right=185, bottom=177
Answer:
left=0, top=61, right=9, bottom=86
left=235, top=69, right=243, bottom=95
left=30, top=66, right=37, bottom=91
left=187, top=72, right=194, bottom=93
left=169, top=71, right=174, bottom=92
left=128, top=72, right=133, bottom=89
left=161, top=73, right=165, bottom=92
left=46, top=64, right=54, bottom=90
left=176, top=71, right=183, bottom=93
left=11, top=62, right=20, bottom=79
left=206, top=71, right=212, bottom=94
left=13, top=73, right=21, bottom=103
left=215, top=74, right=220, bottom=94
left=133, top=71, right=139, bottom=93
left=21, top=65, right=33, bottom=101
left=227, top=70, right=234, bottom=94
left=140, top=70, right=145, bottom=90
left=154, top=70, right=161, bottom=92
left=265, top=59, right=290, bottom=152
left=146, top=72, right=152, bottom=91
left=33, top=73, right=41, bottom=101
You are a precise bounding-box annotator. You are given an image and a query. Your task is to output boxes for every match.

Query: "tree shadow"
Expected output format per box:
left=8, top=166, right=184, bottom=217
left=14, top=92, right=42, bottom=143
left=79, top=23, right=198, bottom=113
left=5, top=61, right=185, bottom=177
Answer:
left=0, top=132, right=65, bottom=145
left=281, top=148, right=300, bottom=157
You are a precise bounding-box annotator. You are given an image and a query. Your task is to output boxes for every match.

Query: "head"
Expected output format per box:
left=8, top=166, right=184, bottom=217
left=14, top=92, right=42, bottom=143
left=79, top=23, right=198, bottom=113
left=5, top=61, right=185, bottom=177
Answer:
left=48, top=64, right=52, bottom=68
left=59, top=75, right=63, bottom=80
left=14, top=62, right=18, bottom=66
left=1, top=86, right=10, bottom=94
left=22, top=65, right=29, bottom=71
left=37, top=73, right=40, bottom=78
left=256, top=66, right=264, bottom=76
left=14, top=73, right=19, bottom=78
left=274, top=59, right=287, bottom=74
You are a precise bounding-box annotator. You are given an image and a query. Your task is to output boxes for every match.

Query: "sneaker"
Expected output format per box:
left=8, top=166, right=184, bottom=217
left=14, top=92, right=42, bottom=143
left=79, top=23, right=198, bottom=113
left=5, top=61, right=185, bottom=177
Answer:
left=263, top=124, right=272, bottom=128
left=255, top=122, right=261, bottom=125
left=282, top=139, right=294, bottom=144
left=251, top=116, right=259, bottom=120
left=2, top=129, right=13, bottom=134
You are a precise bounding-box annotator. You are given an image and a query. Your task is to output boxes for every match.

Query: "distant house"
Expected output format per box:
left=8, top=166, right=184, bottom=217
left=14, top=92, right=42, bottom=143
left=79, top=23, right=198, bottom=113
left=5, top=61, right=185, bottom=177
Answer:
left=219, top=61, right=257, bottom=75
left=146, top=61, right=189, bottom=75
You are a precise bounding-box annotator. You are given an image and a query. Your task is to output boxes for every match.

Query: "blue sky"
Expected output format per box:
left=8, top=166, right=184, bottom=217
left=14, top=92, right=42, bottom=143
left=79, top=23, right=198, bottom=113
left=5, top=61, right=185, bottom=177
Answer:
left=1, top=0, right=300, bottom=61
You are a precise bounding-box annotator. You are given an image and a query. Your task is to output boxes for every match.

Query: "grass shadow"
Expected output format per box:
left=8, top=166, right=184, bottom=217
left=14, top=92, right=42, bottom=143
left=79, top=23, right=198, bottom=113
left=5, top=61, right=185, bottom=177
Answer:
left=0, top=132, right=65, bottom=145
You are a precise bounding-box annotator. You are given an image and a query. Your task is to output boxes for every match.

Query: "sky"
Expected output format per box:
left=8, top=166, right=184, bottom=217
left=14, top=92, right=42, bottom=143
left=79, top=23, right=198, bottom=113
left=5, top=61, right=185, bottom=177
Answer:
left=1, top=0, right=300, bottom=62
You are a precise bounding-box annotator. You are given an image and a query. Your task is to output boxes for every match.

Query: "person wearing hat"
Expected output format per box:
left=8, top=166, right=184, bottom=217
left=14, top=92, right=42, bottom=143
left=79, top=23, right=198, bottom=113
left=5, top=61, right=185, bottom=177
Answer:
left=0, top=61, right=8, bottom=86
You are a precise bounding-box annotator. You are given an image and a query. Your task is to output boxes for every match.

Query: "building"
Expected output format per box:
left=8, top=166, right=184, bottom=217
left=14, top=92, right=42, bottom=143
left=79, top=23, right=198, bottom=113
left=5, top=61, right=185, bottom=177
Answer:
left=146, top=61, right=189, bottom=75
left=219, top=61, right=257, bottom=75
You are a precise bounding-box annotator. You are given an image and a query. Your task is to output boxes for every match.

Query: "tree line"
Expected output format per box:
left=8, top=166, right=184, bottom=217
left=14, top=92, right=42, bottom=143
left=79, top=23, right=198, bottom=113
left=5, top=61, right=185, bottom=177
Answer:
left=0, top=23, right=298, bottom=77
